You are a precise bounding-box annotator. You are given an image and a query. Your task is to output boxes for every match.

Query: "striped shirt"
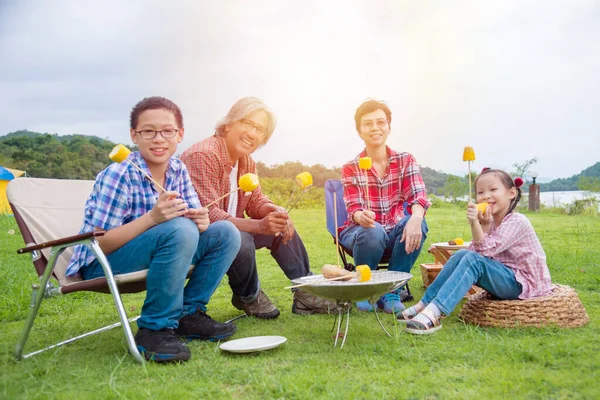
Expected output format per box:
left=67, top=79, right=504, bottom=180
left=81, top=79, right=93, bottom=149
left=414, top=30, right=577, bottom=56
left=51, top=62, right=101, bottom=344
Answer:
left=66, top=151, right=200, bottom=276
left=469, top=212, right=552, bottom=299
left=180, top=133, right=272, bottom=222
left=341, top=147, right=430, bottom=233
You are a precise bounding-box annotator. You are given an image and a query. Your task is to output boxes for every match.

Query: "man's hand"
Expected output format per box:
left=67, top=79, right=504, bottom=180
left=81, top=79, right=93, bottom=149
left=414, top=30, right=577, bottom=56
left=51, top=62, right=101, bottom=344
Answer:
left=147, top=191, right=187, bottom=225
left=400, top=215, right=423, bottom=254
left=281, top=218, right=296, bottom=244
left=258, top=211, right=289, bottom=235
left=353, top=210, right=376, bottom=228
left=271, top=206, right=295, bottom=244
left=186, top=207, right=210, bottom=232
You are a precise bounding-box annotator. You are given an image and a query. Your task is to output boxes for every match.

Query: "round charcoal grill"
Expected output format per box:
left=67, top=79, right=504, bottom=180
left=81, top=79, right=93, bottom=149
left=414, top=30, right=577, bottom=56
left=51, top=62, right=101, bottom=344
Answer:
left=291, top=271, right=412, bottom=348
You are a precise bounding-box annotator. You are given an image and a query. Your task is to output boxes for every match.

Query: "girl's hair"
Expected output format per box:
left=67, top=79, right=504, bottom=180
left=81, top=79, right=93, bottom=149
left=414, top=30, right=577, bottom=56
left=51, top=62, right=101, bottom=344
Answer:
left=475, top=168, right=523, bottom=215
left=215, top=97, right=277, bottom=146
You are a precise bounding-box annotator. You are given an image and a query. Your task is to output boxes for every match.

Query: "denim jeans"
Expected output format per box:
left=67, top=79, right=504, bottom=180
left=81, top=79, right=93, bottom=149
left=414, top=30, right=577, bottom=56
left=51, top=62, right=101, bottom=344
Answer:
left=81, top=218, right=241, bottom=331
left=339, top=215, right=428, bottom=273
left=227, top=231, right=310, bottom=300
left=422, top=249, right=522, bottom=315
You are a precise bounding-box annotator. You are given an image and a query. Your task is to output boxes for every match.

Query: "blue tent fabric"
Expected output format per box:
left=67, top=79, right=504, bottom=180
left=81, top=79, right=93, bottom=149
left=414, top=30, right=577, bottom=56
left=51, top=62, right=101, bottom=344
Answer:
left=0, top=166, right=15, bottom=180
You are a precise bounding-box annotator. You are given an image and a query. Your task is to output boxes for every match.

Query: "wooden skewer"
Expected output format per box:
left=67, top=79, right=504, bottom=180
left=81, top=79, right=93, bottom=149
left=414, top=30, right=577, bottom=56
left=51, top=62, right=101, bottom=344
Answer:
left=284, top=274, right=355, bottom=290
left=204, top=188, right=238, bottom=208
left=364, top=170, right=371, bottom=211
left=468, top=160, right=472, bottom=203
left=334, top=192, right=341, bottom=268
left=126, top=160, right=167, bottom=193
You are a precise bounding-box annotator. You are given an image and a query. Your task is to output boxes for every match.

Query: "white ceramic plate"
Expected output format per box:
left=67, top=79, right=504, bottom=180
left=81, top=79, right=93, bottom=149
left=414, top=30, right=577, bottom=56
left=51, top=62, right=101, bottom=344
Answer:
left=430, top=241, right=471, bottom=250
left=219, top=336, right=287, bottom=353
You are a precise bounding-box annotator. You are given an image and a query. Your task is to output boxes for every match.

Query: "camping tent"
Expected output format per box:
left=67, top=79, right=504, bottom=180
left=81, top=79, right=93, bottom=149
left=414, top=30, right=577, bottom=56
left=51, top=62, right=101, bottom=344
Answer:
left=0, top=166, right=26, bottom=214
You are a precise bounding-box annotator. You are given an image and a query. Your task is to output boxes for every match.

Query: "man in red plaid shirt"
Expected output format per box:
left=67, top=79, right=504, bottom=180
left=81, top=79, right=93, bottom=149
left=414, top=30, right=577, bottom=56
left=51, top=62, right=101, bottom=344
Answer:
left=340, top=99, right=430, bottom=315
left=181, top=97, right=337, bottom=319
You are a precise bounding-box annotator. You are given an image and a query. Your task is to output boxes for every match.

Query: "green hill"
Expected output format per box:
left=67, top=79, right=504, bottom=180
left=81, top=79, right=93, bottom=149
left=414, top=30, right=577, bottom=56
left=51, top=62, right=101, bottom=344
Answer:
left=540, top=162, right=600, bottom=192
left=0, top=130, right=119, bottom=179
left=8, top=130, right=597, bottom=195
left=1, top=130, right=452, bottom=194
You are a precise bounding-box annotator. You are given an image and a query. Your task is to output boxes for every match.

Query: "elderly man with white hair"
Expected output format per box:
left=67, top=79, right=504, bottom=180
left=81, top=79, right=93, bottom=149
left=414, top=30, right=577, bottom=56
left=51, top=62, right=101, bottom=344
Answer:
left=181, top=97, right=337, bottom=319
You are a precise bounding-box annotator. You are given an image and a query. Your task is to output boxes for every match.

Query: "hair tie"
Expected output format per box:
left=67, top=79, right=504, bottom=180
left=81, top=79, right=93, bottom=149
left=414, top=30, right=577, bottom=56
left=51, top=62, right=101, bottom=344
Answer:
left=514, top=177, right=524, bottom=188
left=481, top=167, right=490, bottom=173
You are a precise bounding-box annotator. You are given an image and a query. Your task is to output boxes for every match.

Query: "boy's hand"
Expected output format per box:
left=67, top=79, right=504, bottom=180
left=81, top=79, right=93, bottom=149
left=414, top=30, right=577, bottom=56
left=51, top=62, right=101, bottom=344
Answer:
left=148, top=191, right=187, bottom=225
left=186, top=207, right=210, bottom=232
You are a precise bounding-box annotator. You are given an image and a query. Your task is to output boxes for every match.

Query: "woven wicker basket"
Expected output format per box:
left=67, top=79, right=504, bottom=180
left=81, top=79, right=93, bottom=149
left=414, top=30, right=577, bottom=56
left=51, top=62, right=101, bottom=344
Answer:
left=459, top=284, right=589, bottom=328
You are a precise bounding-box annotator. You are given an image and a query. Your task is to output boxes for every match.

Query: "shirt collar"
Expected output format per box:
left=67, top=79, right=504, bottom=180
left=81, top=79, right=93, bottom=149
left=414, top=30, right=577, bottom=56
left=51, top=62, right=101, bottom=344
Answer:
left=359, top=146, right=397, bottom=165
left=215, top=132, right=251, bottom=172
left=130, top=151, right=180, bottom=189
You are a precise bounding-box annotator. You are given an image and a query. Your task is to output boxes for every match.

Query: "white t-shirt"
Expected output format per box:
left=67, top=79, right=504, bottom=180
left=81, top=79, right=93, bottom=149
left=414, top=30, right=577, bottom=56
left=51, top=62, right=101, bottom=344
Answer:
left=227, top=161, right=238, bottom=216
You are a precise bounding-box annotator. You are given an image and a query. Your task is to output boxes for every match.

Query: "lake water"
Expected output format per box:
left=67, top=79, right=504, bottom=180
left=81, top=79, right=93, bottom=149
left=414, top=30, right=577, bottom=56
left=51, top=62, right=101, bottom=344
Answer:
left=538, top=190, right=596, bottom=207
left=440, top=190, right=598, bottom=208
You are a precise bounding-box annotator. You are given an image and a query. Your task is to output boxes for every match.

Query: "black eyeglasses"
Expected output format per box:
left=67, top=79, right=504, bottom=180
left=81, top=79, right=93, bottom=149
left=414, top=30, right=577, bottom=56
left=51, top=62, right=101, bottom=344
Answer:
left=135, top=129, right=179, bottom=140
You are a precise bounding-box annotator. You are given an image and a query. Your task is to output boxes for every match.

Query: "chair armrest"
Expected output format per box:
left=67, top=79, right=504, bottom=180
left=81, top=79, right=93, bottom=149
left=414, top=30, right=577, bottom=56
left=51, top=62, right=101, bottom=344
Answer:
left=17, top=231, right=106, bottom=254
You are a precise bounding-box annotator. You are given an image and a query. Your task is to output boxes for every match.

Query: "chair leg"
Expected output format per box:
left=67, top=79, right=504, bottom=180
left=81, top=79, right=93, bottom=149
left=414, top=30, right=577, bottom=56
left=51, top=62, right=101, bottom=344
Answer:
left=91, top=241, right=145, bottom=364
left=339, top=249, right=354, bottom=271
left=14, top=262, right=55, bottom=360
left=402, top=282, right=414, bottom=302
left=22, top=316, right=141, bottom=359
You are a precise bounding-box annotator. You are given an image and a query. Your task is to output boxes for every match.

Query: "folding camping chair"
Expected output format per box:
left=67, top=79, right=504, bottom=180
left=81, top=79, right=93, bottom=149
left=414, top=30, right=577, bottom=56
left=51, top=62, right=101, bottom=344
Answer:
left=6, top=178, right=159, bottom=364
left=324, top=179, right=413, bottom=301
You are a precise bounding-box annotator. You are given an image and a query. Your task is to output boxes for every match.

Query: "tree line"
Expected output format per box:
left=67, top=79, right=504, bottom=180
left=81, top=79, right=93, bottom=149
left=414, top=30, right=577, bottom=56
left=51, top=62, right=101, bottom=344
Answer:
left=0, top=130, right=452, bottom=193
left=2, top=130, right=597, bottom=196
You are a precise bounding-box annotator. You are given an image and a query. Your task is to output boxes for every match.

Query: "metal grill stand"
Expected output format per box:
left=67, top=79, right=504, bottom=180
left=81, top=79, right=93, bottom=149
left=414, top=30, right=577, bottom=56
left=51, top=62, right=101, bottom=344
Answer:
left=292, top=271, right=412, bottom=348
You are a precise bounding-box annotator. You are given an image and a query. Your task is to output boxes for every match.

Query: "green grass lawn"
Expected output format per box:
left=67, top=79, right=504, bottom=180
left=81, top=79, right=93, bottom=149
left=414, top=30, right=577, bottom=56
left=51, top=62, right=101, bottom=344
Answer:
left=1, top=207, right=599, bottom=400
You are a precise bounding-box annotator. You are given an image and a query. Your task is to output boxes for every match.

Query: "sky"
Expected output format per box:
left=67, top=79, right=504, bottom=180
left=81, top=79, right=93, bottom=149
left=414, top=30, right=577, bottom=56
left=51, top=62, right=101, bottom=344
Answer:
left=1, top=1, right=599, bottom=180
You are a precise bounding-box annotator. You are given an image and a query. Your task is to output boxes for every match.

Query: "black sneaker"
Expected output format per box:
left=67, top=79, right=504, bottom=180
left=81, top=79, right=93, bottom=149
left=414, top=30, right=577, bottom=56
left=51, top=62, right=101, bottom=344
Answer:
left=176, top=310, right=237, bottom=341
left=232, top=289, right=280, bottom=319
left=135, top=328, right=191, bottom=363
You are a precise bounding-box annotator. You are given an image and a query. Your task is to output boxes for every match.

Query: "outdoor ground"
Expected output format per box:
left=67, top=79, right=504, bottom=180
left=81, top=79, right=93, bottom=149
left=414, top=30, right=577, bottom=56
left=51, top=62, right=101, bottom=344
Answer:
left=1, top=207, right=598, bottom=399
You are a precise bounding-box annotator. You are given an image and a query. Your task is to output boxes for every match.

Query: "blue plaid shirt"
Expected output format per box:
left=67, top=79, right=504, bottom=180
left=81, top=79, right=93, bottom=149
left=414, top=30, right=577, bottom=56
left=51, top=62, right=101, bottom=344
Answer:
left=66, top=151, right=201, bottom=276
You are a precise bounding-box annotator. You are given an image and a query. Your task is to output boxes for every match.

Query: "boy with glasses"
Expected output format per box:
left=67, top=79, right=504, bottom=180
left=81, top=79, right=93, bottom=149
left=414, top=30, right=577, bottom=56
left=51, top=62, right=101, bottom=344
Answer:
left=339, top=99, right=430, bottom=315
left=67, top=96, right=241, bottom=363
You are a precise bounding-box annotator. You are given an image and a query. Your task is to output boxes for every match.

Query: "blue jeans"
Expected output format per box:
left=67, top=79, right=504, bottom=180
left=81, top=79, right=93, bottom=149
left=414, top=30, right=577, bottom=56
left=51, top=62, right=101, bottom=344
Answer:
left=422, top=249, right=522, bottom=315
left=339, top=215, right=428, bottom=272
left=81, top=218, right=241, bottom=331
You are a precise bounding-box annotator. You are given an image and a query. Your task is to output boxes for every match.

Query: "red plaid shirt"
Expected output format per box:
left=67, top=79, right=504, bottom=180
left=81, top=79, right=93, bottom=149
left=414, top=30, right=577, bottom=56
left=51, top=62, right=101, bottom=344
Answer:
left=469, top=212, right=552, bottom=299
left=180, top=133, right=273, bottom=222
left=341, top=147, right=430, bottom=233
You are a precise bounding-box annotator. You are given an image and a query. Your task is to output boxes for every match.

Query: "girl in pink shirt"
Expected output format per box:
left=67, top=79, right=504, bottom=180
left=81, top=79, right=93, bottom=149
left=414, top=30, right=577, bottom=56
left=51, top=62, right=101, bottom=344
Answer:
left=401, top=168, right=552, bottom=334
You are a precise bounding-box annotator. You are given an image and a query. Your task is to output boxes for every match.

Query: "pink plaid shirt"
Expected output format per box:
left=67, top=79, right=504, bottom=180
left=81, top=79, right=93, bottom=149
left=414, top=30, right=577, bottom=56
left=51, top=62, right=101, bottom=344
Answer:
left=469, top=212, right=552, bottom=299
left=341, top=147, right=430, bottom=233
left=180, top=133, right=273, bottom=222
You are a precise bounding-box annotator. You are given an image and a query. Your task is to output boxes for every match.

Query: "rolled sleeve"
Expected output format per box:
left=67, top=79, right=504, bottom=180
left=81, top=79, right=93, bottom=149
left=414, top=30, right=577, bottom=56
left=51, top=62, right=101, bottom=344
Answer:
left=403, top=156, right=431, bottom=214
left=245, top=190, right=273, bottom=219
left=341, top=164, right=364, bottom=222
